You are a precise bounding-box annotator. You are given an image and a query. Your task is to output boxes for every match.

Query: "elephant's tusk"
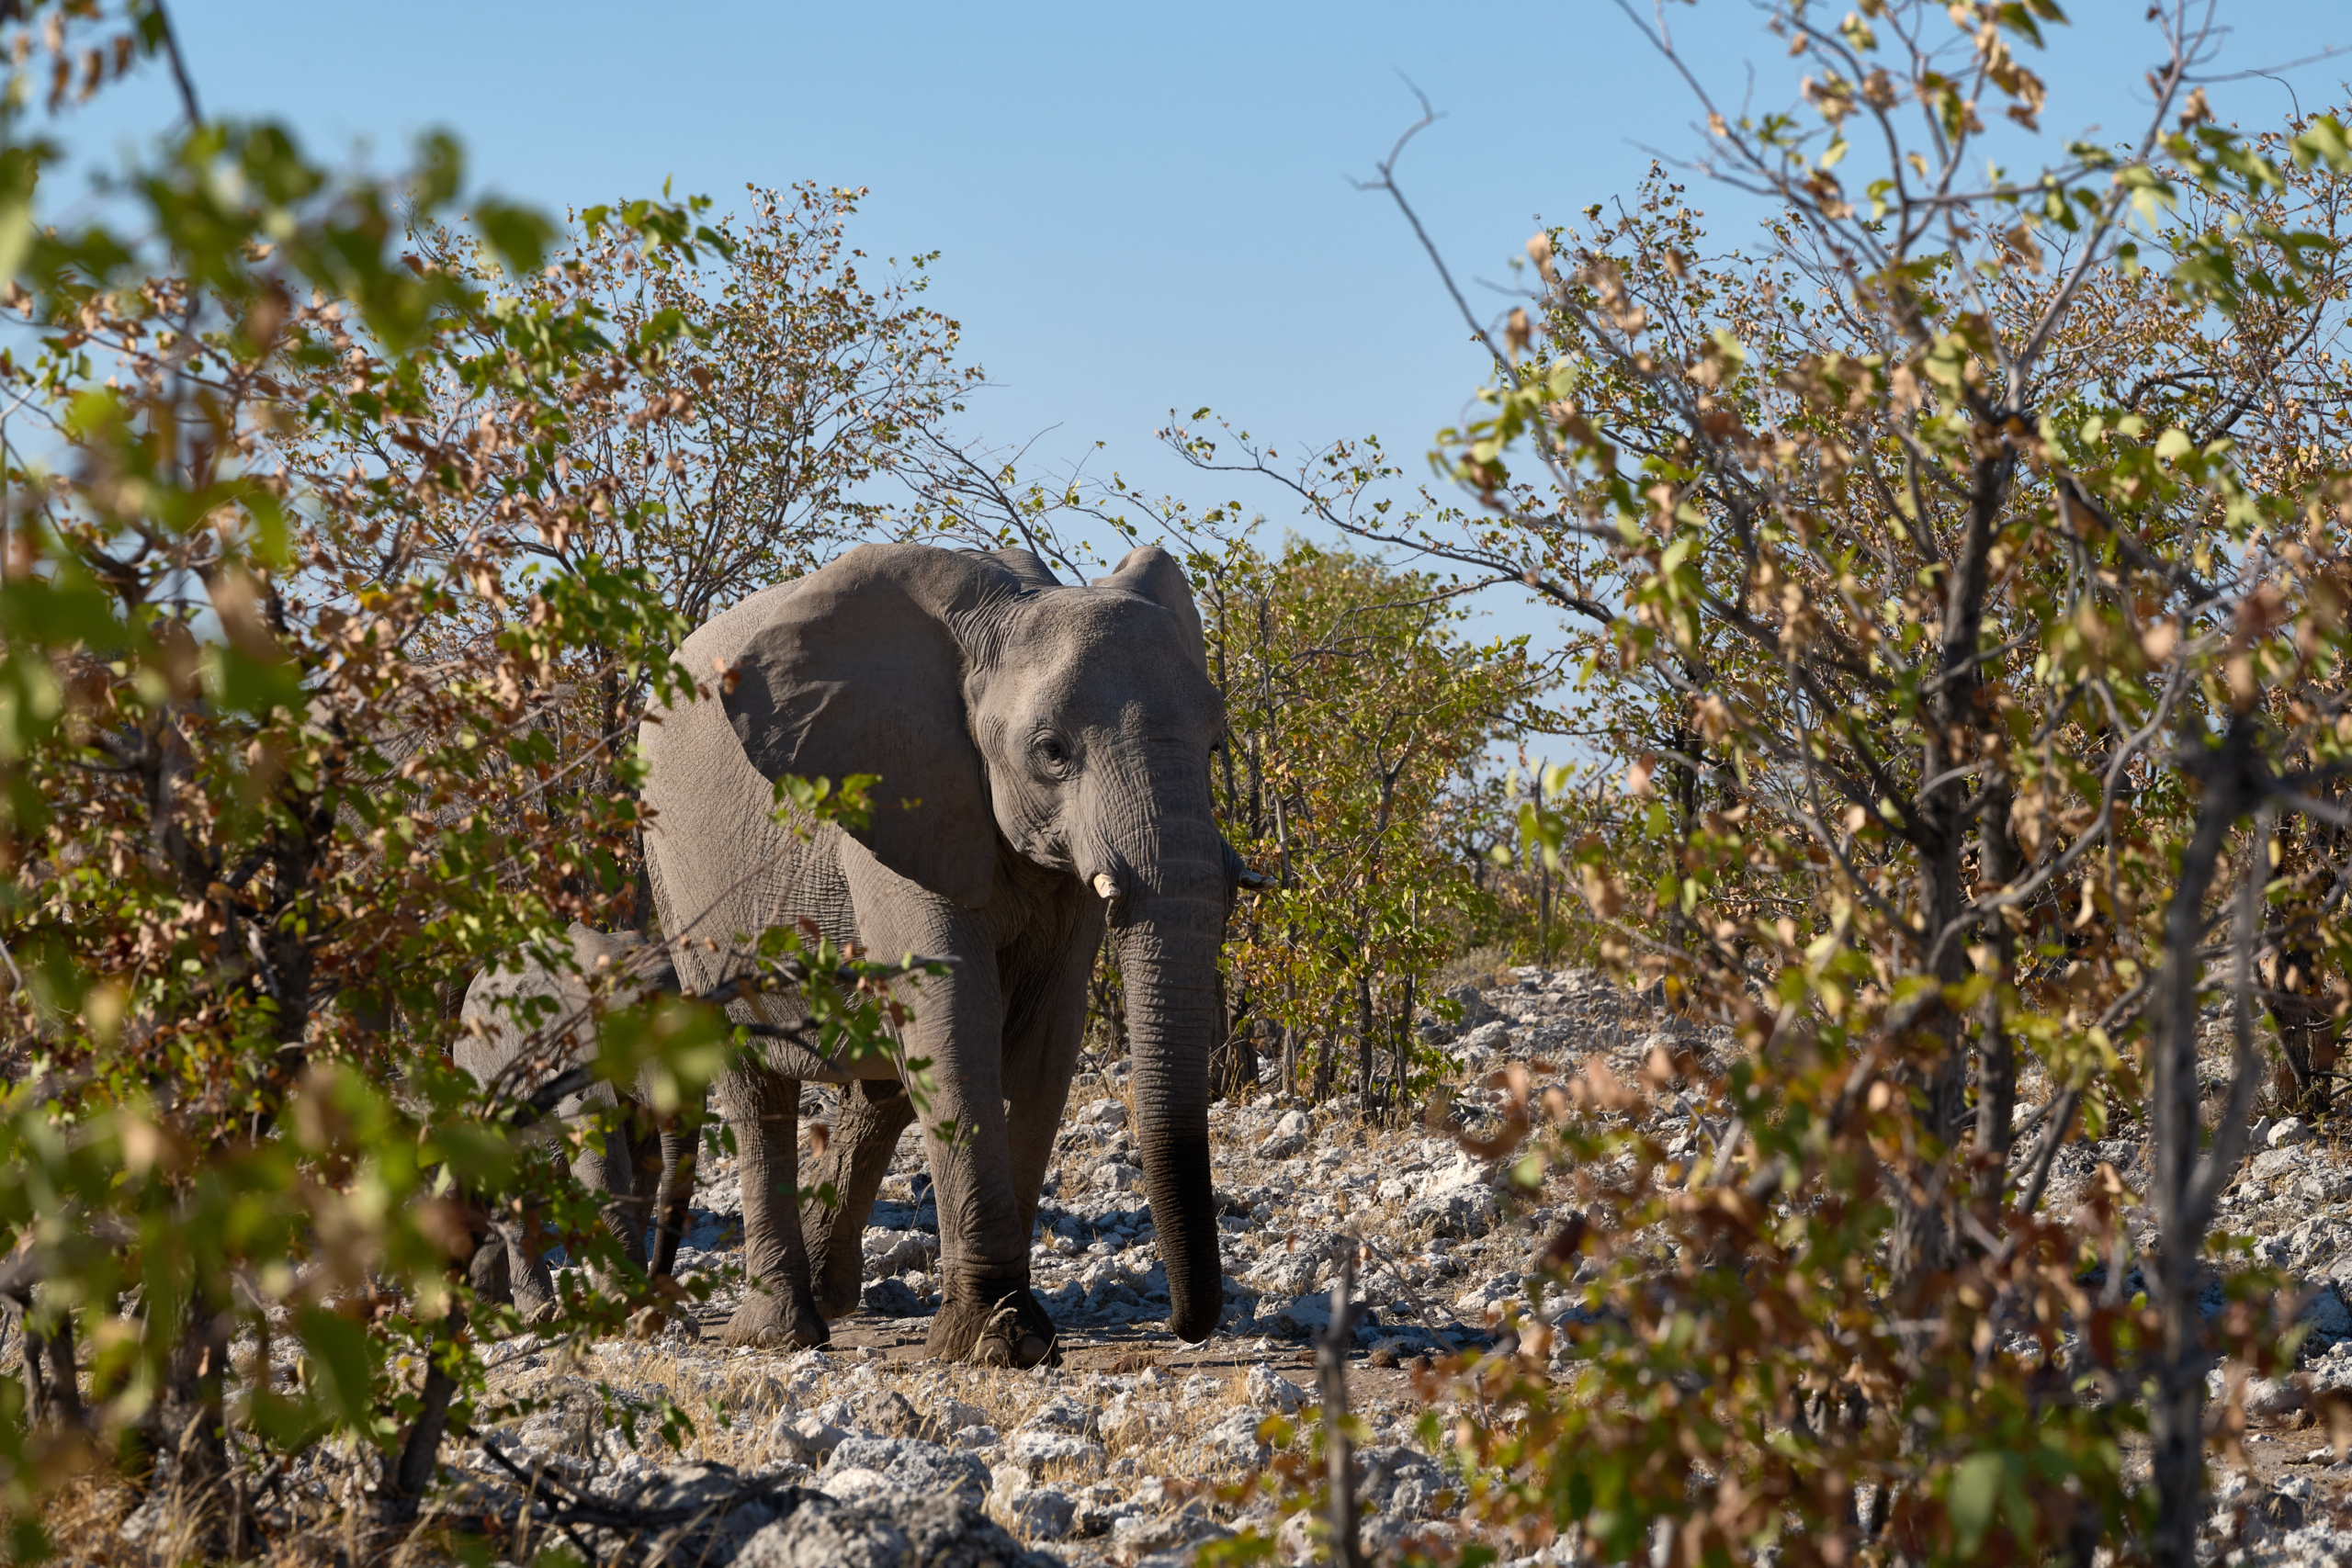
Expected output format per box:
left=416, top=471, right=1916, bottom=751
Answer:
left=1092, top=873, right=1118, bottom=901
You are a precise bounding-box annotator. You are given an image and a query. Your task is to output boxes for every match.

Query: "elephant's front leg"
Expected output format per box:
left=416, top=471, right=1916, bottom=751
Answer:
left=717, top=1065, right=829, bottom=1348
left=992, top=903, right=1105, bottom=1360
left=803, top=1077, right=917, bottom=1320
left=907, top=993, right=1059, bottom=1369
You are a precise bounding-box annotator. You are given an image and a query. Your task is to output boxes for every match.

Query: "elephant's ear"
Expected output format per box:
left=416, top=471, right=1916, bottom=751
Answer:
left=1092, top=546, right=1206, bottom=675
left=722, top=543, right=1021, bottom=909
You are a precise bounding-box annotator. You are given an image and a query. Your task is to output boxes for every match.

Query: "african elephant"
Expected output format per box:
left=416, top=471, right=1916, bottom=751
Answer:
left=457, top=922, right=699, bottom=1324
left=639, top=541, right=1238, bottom=1364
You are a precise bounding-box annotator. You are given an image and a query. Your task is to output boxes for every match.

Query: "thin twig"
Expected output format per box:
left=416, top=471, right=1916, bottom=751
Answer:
left=149, top=0, right=202, bottom=126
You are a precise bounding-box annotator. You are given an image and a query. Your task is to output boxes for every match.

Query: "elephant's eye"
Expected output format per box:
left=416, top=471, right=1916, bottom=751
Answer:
left=1033, top=734, right=1073, bottom=773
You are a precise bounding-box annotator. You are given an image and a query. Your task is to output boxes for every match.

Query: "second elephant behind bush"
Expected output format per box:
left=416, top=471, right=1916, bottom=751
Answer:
left=457, top=922, right=695, bottom=1323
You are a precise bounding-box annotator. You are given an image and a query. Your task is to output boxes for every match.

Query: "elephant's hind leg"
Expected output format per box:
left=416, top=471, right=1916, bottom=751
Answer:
left=650, top=1119, right=701, bottom=1280
left=718, top=1066, right=830, bottom=1349
left=573, top=1100, right=655, bottom=1276
left=803, top=1077, right=918, bottom=1319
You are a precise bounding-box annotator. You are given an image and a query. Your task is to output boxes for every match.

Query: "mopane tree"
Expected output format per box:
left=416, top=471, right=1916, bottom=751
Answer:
left=1184, top=4, right=2352, bottom=1563
left=277, top=185, right=978, bottom=896
left=0, top=5, right=911, bottom=1558
left=1182, top=531, right=1551, bottom=1105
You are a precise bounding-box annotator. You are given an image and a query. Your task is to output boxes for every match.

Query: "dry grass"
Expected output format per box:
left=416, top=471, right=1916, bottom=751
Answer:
left=1435, top=946, right=1515, bottom=994
left=30, top=1452, right=389, bottom=1568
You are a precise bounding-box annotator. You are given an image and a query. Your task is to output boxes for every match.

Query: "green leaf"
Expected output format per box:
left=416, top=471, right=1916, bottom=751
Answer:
left=2290, top=115, right=2352, bottom=175
left=477, top=201, right=556, bottom=276
left=0, top=577, right=120, bottom=647
left=1950, top=1450, right=2007, bottom=1555
left=204, top=643, right=305, bottom=718
left=0, top=145, right=40, bottom=284
left=294, top=1306, right=379, bottom=1433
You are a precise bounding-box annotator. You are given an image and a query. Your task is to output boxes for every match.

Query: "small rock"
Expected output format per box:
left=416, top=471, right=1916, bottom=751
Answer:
left=2273, top=1117, right=2316, bottom=1149
left=2246, top=1376, right=2310, bottom=1420
left=825, top=1437, right=992, bottom=1509
left=2303, top=1285, right=2352, bottom=1345
left=1110, top=1503, right=1229, bottom=1561
left=1259, top=1110, right=1312, bottom=1160
left=1245, top=1363, right=1301, bottom=1414
left=863, top=1276, right=932, bottom=1317
left=1004, top=1485, right=1078, bottom=1540
left=770, top=1412, right=848, bottom=1465
left=733, top=1489, right=1063, bottom=1568
left=861, top=1388, right=923, bottom=1438
left=1023, top=1393, right=1099, bottom=1436
left=1008, top=1428, right=1108, bottom=1469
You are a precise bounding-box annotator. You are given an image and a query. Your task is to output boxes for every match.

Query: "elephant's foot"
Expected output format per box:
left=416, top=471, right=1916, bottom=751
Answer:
left=720, top=1287, right=831, bottom=1350
left=469, top=1233, right=514, bottom=1307
left=927, top=1278, right=1056, bottom=1368
left=503, top=1237, right=561, bottom=1329
left=500, top=1295, right=561, bottom=1335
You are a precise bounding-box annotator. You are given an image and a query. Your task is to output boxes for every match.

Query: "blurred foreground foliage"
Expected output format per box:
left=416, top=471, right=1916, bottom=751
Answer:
left=0, top=2, right=918, bottom=1556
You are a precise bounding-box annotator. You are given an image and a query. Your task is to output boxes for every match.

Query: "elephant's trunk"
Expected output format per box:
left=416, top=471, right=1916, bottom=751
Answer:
left=1114, top=828, right=1227, bottom=1345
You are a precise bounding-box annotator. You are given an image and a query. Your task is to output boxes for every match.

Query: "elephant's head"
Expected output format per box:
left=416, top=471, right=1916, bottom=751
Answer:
left=719, top=541, right=1232, bottom=1341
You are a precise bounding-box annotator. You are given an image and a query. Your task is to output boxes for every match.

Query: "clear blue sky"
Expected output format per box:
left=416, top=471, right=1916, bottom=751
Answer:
left=66, top=3, right=2352, bottom=671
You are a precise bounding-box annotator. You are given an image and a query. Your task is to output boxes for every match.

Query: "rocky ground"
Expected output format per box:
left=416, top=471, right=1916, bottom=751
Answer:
left=51, top=966, right=2352, bottom=1564
left=410, top=972, right=2352, bottom=1565
left=388, top=965, right=1665, bottom=1566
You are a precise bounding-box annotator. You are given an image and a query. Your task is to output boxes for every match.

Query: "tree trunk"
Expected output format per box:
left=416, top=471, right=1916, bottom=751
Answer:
left=1973, top=784, right=2022, bottom=1204
left=1312, top=998, right=1336, bottom=1100
left=146, top=1289, right=243, bottom=1558
left=1889, top=449, right=2015, bottom=1296
left=6, top=1288, right=85, bottom=1432
left=384, top=1302, right=467, bottom=1526
left=2148, top=722, right=2267, bottom=1568
left=1392, top=974, right=1415, bottom=1119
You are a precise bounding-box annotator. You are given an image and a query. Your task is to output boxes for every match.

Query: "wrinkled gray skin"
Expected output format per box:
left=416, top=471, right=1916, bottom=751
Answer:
left=456, top=922, right=695, bottom=1325
left=640, top=542, right=1234, bottom=1364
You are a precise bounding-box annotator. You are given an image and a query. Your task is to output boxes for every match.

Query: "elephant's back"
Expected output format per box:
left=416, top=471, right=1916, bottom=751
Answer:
left=455, top=953, right=584, bottom=1087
